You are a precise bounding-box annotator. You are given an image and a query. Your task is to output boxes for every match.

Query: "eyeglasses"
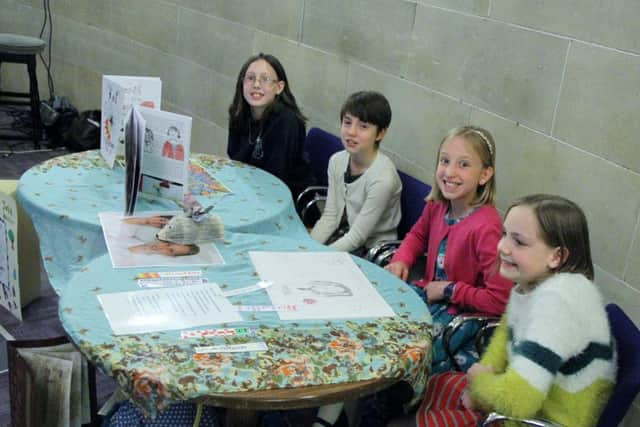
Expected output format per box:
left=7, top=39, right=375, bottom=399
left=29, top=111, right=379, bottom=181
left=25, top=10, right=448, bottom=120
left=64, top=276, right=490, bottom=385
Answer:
left=243, top=75, right=278, bottom=85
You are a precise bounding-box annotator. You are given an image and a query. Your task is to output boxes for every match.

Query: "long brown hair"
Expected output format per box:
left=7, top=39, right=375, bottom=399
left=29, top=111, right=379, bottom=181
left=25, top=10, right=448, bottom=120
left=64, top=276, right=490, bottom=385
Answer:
left=228, top=53, right=306, bottom=133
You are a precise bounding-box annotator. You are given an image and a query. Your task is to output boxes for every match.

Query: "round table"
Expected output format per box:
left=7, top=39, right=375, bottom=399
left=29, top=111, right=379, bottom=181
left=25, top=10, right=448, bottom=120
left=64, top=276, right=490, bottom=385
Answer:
left=58, top=232, right=432, bottom=418
left=18, top=150, right=307, bottom=292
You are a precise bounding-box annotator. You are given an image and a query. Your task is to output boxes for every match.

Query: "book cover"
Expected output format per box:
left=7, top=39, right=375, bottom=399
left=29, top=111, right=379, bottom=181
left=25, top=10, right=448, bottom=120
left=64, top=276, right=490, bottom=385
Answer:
left=100, top=75, right=161, bottom=168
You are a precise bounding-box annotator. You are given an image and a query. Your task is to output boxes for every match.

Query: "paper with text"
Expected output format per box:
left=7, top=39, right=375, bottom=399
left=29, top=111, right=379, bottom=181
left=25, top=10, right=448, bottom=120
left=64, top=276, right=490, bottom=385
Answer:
left=98, top=282, right=242, bottom=335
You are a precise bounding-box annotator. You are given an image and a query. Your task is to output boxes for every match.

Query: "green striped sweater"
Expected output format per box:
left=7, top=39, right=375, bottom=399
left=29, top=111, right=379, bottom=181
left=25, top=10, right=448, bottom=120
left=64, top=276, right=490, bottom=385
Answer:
left=469, top=273, right=616, bottom=427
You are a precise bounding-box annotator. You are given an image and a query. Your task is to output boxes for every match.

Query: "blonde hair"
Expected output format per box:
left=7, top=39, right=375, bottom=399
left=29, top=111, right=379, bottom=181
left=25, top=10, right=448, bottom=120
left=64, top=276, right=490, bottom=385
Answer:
left=427, top=125, right=497, bottom=206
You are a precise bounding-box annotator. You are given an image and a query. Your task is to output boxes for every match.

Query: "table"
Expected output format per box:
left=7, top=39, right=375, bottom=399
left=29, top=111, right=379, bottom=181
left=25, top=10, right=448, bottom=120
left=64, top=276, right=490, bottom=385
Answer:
left=17, top=150, right=307, bottom=292
left=58, top=231, right=432, bottom=418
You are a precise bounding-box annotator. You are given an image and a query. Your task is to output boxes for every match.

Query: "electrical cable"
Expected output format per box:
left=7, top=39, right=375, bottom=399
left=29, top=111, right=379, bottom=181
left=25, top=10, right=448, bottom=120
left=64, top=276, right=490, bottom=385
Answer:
left=38, top=0, right=55, bottom=99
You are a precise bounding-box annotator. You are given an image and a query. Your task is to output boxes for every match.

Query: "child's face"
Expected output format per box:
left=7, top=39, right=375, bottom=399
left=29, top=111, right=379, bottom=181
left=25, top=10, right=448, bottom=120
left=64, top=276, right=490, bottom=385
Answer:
left=242, top=59, right=285, bottom=119
left=340, top=113, right=385, bottom=157
left=498, top=205, right=562, bottom=290
left=436, top=136, right=493, bottom=208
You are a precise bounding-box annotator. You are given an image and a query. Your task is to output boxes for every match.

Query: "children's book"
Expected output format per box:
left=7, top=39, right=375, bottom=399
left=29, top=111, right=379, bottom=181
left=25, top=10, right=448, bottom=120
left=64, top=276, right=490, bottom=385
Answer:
left=123, top=106, right=192, bottom=213
left=100, top=75, right=162, bottom=168
left=0, top=191, right=21, bottom=320
left=13, top=342, right=91, bottom=426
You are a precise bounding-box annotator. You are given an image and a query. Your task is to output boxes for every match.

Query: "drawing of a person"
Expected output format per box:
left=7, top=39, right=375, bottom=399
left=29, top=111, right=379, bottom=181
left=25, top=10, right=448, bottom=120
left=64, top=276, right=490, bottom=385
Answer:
left=162, top=126, right=181, bottom=159
left=144, top=128, right=155, bottom=154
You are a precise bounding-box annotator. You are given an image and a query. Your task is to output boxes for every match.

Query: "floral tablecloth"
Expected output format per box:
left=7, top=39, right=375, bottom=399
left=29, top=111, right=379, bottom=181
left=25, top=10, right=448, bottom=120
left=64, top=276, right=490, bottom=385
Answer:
left=18, top=151, right=307, bottom=293
left=59, top=232, right=432, bottom=417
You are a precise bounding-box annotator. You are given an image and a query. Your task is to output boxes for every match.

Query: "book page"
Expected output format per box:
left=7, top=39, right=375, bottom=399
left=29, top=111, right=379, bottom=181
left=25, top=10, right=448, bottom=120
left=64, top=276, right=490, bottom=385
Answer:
left=19, top=351, right=73, bottom=427
left=137, top=106, right=192, bottom=205
left=100, top=75, right=161, bottom=168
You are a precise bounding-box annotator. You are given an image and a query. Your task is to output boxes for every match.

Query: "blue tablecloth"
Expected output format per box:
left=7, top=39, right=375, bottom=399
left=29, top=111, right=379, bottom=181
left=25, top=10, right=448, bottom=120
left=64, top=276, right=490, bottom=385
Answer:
left=59, top=231, right=432, bottom=417
left=18, top=151, right=307, bottom=292
left=18, top=150, right=433, bottom=419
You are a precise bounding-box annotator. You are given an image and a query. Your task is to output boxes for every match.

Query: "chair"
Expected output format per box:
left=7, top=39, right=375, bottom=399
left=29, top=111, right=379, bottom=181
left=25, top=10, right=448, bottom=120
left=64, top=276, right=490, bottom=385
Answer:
left=481, top=303, right=640, bottom=427
left=0, top=33, right=46, bottom=148
left=8, top=336, right=99, bottom=426
left=442, top=313, right=501, bottom=371
left=365, top=170, right=431, bottom=266
left=296, top=127, right=344, bottom=227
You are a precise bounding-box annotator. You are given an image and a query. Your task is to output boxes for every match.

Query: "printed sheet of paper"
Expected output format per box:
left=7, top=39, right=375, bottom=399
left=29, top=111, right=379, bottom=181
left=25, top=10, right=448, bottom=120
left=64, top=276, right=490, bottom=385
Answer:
left=0, top=191, right=21, bottom=320
left=97, top=282, right=242, bottom=335
left=249, top=251, right=395, bottom=321
left=100, top=75, right=161, bottom=168
left=99, top=211, right=224, bottom=268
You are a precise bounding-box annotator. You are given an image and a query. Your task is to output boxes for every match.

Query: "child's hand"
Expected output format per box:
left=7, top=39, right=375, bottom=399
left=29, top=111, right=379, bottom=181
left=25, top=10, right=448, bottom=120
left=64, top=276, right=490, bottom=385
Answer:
left=460, top=388, right=475, bottom=410
left=467, top=362, right=494, bottom=380
left=385, top=261, right=409, bottom=281
left=425, top=281, right=450, bottom=302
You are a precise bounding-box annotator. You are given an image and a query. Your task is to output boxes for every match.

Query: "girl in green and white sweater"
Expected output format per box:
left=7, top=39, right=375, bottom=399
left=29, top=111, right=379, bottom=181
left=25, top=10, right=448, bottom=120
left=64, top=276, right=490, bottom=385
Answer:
left=418, top=194, right=616, bottom=427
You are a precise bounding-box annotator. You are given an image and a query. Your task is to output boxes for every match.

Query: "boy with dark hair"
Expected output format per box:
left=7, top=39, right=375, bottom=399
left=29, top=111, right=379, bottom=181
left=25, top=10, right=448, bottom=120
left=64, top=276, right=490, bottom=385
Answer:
left=311, top=90, right=401, bottom=255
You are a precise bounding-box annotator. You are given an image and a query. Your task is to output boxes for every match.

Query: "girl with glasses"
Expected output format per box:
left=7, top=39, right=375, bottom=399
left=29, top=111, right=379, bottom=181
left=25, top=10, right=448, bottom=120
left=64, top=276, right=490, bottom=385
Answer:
left=227, top=53, right=314, bottom=200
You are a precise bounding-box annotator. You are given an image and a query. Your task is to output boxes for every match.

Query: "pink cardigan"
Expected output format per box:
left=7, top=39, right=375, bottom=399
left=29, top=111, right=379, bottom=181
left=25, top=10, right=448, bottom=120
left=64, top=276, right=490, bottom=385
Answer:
left=391, top=201, right=512, bottom=316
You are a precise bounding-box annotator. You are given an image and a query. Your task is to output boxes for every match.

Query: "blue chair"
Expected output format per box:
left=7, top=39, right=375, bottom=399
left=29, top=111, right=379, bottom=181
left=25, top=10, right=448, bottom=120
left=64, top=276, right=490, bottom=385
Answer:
left=481, top=303, right=640, bottom=427
left=365, top=171, right=431, bottom=266
left=296, top=127, right=343, bottom=226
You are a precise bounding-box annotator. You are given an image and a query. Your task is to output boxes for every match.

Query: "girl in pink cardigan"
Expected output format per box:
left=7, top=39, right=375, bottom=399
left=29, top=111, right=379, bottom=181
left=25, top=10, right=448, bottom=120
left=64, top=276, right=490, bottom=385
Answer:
left=386, top=125, right=512, bottom=374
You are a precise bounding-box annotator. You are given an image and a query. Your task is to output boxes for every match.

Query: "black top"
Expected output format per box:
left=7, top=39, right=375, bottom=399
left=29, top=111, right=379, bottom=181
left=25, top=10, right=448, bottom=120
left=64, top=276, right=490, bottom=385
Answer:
left=227, top=104, right=314, bottom=199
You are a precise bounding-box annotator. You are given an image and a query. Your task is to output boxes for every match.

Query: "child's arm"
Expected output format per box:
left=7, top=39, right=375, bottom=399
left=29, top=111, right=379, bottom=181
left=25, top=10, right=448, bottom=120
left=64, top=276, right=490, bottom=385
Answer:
left=389, top=203, right=432, bottom=268
left=329, top=172, right=398, bottom=252
left=310, top=157, right=342, bottom=244
left=450, top=218, right=511, bottom=315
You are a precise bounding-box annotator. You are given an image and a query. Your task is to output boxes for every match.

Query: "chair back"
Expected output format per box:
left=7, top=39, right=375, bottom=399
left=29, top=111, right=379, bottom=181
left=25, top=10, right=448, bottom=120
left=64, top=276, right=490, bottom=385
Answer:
left=397, top=170, right=431, bottom=239
left=597, top=303, right=640, bottom=427
left=304, top=127, right=343, bottom=187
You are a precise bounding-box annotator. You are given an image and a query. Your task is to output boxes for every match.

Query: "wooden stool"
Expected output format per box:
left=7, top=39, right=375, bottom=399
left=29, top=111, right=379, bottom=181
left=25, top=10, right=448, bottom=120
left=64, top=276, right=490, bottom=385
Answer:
left=0, top=33, right=46, bottom=149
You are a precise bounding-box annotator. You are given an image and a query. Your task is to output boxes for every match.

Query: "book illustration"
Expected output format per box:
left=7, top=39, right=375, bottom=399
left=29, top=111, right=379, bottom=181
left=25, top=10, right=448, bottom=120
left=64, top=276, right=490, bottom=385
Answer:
left=188, top=160, right=231, bottom=197
left=123, top=106, right=193, bottom=212
left=100, top=75, right=162, bottom=168
left=296, top=281, right=353, bottom=297
left=0, top=192, right=21, bottom=320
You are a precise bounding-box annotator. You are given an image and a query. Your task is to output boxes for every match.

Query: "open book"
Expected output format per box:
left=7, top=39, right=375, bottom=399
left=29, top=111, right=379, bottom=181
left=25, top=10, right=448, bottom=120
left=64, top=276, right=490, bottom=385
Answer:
left=123, top=106, right=192, bottom=214
left=100, top=75, right=162, bottom=168
left=9, top=339, right=93, bottom=427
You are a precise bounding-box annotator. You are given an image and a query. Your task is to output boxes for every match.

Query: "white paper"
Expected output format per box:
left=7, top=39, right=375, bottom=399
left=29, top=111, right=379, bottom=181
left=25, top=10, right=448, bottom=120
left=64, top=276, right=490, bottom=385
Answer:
left=249, top=251, right=395, bottom=321
left=136, top=106, right=192, bottom=205
left=194, top=342, right=268, bottom=354
left=99, top=211, right=224, bottom=268
left=97, top=282, right=242, bottom=335
left=100, top=75, right=162, bottom=168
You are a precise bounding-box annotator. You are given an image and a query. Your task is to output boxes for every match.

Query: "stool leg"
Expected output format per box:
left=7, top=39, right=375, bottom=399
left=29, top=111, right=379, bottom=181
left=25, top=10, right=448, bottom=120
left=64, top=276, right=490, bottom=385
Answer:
left=26, top=55, right=42, bottom=149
